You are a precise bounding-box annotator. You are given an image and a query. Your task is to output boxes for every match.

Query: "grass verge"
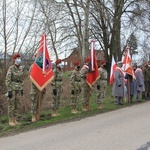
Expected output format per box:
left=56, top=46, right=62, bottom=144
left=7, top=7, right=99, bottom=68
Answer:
left=0, top=88, right=149, bottom=138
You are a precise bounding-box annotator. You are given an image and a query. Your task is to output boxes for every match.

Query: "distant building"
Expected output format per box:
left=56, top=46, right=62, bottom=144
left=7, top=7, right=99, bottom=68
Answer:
left=62, top=48, right=105, bottom=71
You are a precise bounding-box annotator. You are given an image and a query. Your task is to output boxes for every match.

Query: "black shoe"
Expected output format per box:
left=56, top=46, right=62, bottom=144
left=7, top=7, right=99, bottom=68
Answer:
left=114, top=101, right=119, bottom=105
left=137, top=100, right=142, bottom=103
left=119, top=103, right=123, bottom=105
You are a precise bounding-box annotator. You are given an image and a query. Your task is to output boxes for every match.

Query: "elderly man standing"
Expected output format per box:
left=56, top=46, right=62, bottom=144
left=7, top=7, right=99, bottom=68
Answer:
left=112, top=61, right=126, bottom=105
left=135, top=65, right=145, bottom=102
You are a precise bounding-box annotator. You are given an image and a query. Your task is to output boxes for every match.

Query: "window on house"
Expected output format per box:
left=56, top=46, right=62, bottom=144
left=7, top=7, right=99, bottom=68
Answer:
left=70, top=61, right=73, bottom=67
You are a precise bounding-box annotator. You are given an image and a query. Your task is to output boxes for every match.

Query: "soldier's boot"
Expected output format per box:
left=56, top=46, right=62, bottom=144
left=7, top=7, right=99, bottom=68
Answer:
left=71, top=108, right=77, bottom=114
left=9, top=118, right=16, bottom=127
left=31, top=115, right=37, bottom=122
left=74, top=109, right=81, bottom=113
left=82, top=106, right=88, bottom=112
left=13, top=117, right=21, bottom=125
left=55, top=110, right=61, bottom=116
left=98, top=104, right=103, bottom=109
left=51, top=110, right=57, bottom=117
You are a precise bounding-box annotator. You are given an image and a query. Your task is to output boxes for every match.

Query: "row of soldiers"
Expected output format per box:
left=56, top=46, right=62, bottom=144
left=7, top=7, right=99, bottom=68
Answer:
left=5, top=53, right=108, bottom=126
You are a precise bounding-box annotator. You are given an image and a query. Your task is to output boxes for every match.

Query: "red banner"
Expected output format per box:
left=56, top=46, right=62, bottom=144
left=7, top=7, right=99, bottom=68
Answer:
left=86, top=40, right=100, bottom=87
left=30, top=34, right=54, bottom=91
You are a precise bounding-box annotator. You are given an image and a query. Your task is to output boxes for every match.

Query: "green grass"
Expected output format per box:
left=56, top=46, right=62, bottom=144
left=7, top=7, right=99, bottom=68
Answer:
left=0, top=85, right=149, bottom=137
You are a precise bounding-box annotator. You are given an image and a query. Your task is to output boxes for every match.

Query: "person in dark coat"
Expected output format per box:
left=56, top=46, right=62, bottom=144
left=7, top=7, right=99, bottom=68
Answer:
left=135, top=65, right=145, bottom=102
left=125, top=73, right=136, bottom=103
left=112, top=61, right=126, bottom=105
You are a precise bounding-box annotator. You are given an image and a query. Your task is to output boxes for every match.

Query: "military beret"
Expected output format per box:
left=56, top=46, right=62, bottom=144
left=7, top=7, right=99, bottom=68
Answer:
left=55, top=59, right=62, bottom=65
left=100, top=60, right=106, bottom=65
left=73, top=61, right=80, bottom=66
left=84, top=57, right=90, bottom=63
left=12, top=53, right=21, bottom=59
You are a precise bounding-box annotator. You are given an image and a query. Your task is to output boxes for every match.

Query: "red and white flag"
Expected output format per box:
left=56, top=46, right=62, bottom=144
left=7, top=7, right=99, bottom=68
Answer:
left=30, top=34, right=54, bottom=91
left=109, top=55, right=117, bottom=84
left=122, top=46, right=135, bottom=79
left=86, top=40, right=100, bottom=87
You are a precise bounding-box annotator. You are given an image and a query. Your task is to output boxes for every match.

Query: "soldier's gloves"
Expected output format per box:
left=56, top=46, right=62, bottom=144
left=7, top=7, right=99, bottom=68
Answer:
left=21, top=90, right=23, bottom=96
left=139, top=85, right=142, bottom=87
left=53, top=89, right=57, bottom=95
left=43, top=88, right=46, bottom=94
left=71, top=90, right=75, bottom=95
left=118, top=84, right=121, bottom=87
left=97, top=85, right=100, bottom=90
left=8, top=91, right=12, bottom=98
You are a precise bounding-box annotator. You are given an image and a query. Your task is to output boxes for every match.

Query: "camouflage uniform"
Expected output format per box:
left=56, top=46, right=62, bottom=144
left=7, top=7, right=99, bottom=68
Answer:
left=30, top=83, right=45, bottom=121
left=96, top=67, right=108, bottom=107
left=80, top=65, right=90, bottom=111
left=142, top=63, right=150, bottom=99
left=5, top=64, right=23, bottom=125
left=51, top=67, right=63, bottom=115
left=70, top=68, right=81, bottom=113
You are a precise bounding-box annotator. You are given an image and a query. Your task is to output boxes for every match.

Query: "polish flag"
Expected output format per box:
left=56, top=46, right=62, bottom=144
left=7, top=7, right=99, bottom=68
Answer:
left=109, top=55, right=117, bottom=84
left=122, top=46, right=135, bottom=79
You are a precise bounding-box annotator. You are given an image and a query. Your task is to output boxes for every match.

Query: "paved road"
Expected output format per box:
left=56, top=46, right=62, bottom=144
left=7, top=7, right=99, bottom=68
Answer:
left=0, top=102, right=150, bottom=150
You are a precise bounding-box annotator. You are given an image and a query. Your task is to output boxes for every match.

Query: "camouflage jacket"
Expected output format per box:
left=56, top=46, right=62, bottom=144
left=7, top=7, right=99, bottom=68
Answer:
left=97, top=67, right=108, bottom=85
left=143, top=66, right=150, bottom=81
left=80, top=66, right=88, bottom=79
left=51, top=67, right=63, bottom=87
left=70, top=69, right=81, bottom=89
left=5, top=65, right=24, bottom=91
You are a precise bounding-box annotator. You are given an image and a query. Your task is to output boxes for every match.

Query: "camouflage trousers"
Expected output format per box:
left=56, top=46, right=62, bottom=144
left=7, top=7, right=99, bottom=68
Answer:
left=8, top=90, right=21, bottom=118
left=30, top=84, right=45, bottom=115
left=96, top=84, right=107, bottom=104
left=81, top=81, right=91, bottom=107
left=70, top=83, right=81, bottom=109
left=51, top=82, right=62, bottom=110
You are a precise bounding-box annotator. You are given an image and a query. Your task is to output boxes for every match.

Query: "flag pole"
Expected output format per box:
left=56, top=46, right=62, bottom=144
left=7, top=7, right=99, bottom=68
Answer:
left=86, top=40, right=94, bottom=110
left=37, top=91, right=41, bottom=121
left=86, top=85, right=91, bottom=111
left=127, top=77, right=131, bottom=103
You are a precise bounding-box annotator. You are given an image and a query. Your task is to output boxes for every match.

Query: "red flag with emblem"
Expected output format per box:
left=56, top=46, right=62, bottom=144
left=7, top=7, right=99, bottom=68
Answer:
left=86, top=40, right=100, bottom=87
left=30, top=34, right=54, bottom=91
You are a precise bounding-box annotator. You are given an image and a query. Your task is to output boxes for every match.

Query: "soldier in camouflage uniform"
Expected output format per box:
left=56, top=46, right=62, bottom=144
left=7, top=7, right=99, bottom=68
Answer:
left=30, top=83, right=46, bottom=122
left=70, top=61, right=81, bottom=114
left=80, top=58, right=91, bottom=111
left=5, top=53, right=23, bottom=126
left=142, top=62, right=150, bottom=100
left=29, top=55, right=46, bottom=122
left=96, top=60, right=108, bottom=108
left=51, top=59, right=63, bottom=117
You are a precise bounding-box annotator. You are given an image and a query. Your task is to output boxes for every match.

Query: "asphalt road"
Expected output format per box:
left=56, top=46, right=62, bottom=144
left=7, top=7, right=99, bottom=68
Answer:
left=0, top=102, right=150, bottom=150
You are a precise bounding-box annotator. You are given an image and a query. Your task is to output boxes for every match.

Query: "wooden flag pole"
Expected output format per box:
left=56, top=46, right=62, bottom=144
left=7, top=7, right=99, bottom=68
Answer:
left=86, top=85, right=91, bottom=110
left=127, top=78, right=131, bottom=103
left=37, top=91, right=41, bottom=121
